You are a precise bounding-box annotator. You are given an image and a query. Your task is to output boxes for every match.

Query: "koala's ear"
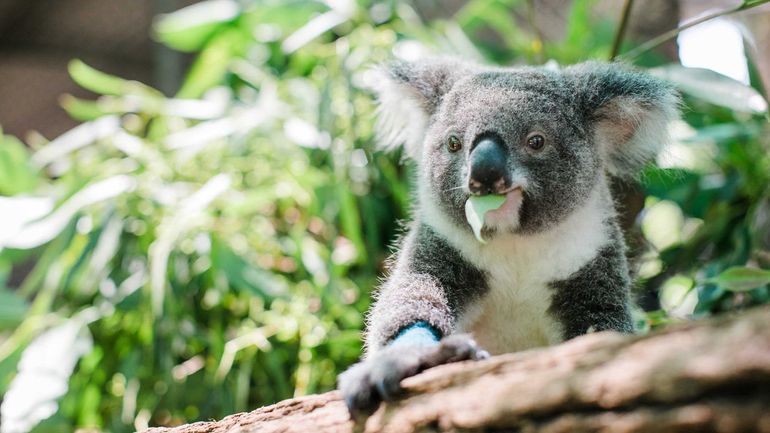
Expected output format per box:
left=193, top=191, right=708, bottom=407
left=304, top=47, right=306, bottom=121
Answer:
left=565, top=62, right=680, bottom=177
left=371, top=58, right=473, bottom=159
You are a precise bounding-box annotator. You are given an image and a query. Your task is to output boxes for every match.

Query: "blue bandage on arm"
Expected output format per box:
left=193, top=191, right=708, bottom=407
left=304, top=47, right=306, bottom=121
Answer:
left=388, top=321, right=440, bottom=348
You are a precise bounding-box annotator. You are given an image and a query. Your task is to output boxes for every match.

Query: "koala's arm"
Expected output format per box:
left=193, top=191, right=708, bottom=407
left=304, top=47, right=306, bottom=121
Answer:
left=339, top=222, right=487, bottom=413
left=365, top=272, right=451, bottom=354
left=365, top=222, right=486, bottom=355
left=549, top=227, right=634, bottom=339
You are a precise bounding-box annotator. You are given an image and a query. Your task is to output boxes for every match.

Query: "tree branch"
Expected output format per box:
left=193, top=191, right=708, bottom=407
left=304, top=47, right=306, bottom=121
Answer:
left=610, top=0, right=635, bottom=60
left=142, top=306, right=770, bottom=433
left=620, top=1, right=770, bottom=61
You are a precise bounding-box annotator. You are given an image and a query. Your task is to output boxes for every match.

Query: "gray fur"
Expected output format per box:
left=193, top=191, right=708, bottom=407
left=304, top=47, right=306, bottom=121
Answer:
left=365, top=222, right=488, bottom=354
left=340, top=58, right=679, bottom=413
left=548, top=219, right=634, bottom=338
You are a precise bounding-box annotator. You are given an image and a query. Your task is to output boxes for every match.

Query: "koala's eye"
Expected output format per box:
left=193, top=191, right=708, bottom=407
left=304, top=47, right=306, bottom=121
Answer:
left=447, top=134, right=462, bottom=153
left=526, top=133, right=546, bottom=151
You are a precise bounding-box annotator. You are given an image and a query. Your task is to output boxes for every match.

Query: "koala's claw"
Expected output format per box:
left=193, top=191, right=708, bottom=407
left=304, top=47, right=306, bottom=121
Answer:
left=338, top=334, right=486, bottom=415
left=424, top=334, right=490, bottom=366
left=339, top=366, right=377, bottom=412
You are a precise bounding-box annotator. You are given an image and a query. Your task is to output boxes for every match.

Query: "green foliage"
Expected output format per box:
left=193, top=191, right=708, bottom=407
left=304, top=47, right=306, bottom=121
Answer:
left=0, top=289, right=28, bottom=330
left=0, top=133, right=39, bottom=195
left=0, top=1, right=769, bottom=432
left=708, top=267, right=770, bottom=292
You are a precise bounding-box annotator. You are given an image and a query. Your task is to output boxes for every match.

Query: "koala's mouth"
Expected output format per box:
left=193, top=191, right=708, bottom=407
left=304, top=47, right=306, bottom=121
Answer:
left=483, top=187, right=524, bottom=226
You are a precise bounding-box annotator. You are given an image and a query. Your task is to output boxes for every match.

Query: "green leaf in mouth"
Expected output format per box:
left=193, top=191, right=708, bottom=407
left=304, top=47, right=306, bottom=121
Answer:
left=465, top=195, right=507, bottom=244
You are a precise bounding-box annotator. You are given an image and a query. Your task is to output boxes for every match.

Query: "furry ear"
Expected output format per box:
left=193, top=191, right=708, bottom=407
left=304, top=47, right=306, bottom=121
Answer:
left=565, top=62, right=680, bottom=177
left=371, top=58, right=473, bottom=160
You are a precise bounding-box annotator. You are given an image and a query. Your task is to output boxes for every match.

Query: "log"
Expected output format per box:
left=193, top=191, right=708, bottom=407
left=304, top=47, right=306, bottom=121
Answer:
left=143, top=306, right=770, bottom=433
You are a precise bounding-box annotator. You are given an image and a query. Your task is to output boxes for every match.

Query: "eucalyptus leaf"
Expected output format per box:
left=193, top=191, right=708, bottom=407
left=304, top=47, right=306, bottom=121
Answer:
left=650, top=64, right=768, bottom=114
left=465, top=195, right=506, bottom=244
left=708, top=266, right=770, bottom=292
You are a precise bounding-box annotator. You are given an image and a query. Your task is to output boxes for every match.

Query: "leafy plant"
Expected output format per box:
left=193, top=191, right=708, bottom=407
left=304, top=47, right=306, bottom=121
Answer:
left=0, top=0, right=768, bottom=432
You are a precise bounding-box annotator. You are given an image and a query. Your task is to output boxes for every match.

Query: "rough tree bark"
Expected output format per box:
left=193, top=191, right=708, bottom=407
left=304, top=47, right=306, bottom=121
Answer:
left=144, top=307, right=770, bottom=433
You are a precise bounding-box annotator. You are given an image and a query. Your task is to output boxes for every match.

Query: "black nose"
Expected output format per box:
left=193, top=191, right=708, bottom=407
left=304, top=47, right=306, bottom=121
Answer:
left=469, top=137, right=508, bottom=195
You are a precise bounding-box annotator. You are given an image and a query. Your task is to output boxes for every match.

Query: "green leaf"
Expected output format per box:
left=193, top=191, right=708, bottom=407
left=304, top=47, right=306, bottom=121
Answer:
left=650, top=64, right=768, bottom=114
left=68, top=60, right=162, bottom=98
left=0, top=289, right=28, bottom=330
left=68, top=60, right=125, bottom=95
left=59, top=95, right=110, bottom=121
left=0, top=134, right=39, bottom=195
left=464, top=195, right=507, bottom=244
left=708, top=266, right=770, bottom=291
left=741, top=0, right=770, bottom=9
left=154, top=0, right=239, bottom=52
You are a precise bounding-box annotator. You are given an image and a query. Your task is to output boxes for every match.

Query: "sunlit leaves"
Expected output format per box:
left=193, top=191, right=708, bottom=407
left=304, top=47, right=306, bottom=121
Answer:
left=153, top=0, right=240, bottom=52
left=2, top=0, right=769, bottom=429
left=650, top=64, right=769, bottom=114
left=149, top=174, right=231, bottom=316
left=211, top=239, right=287, bottom=299
left=0, top=176, right=135, bottom=250
left=0, top=321, right=92, bottom=433
left=281, top=5, right=352, bottom=54
left=0, top=196, right=54, bottom=252
left=31, top=116, right=120, bottom=168
left=176, top=28, right=249, bottom=98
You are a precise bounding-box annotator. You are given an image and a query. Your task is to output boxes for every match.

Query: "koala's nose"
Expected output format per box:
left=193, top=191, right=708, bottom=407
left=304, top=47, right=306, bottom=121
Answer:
left=469, top=137, right=509, bottom=195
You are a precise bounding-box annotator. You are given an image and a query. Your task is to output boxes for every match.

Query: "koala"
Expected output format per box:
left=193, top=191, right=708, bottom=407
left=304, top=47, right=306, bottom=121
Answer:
left=338, top=58, right=679, bottom=413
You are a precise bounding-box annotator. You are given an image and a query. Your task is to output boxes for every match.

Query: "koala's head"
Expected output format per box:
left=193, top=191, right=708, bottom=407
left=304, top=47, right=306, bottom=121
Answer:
left=373, top=58, right=678, bottom=236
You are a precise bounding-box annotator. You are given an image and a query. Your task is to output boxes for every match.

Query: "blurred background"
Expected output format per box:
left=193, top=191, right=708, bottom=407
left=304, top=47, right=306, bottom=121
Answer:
left=0, top=0, right=769, bottom=432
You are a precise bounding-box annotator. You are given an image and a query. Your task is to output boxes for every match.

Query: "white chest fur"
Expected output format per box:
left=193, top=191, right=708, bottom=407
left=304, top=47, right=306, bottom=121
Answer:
left=420, top=184, right=612, bottom=355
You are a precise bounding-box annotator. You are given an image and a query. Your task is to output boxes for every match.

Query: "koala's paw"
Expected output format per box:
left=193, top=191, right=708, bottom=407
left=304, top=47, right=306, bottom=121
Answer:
left=337, top=334, right=488, bottom=415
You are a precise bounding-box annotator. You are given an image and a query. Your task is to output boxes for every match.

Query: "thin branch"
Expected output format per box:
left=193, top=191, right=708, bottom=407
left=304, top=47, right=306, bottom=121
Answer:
left=620, top=3, right=747, bottom=61
left=610, top=0, right=635, bottom=61
left=526, top=0, right=545, bottom=64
